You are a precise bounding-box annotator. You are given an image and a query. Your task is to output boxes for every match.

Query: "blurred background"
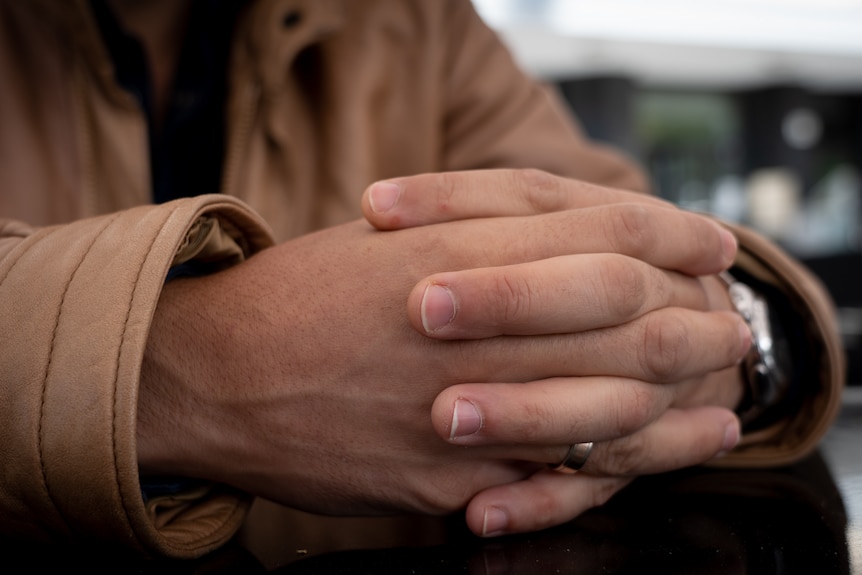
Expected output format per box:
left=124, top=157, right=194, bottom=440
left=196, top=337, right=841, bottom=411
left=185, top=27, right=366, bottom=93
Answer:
left=474, top=0, right=862, bottom=385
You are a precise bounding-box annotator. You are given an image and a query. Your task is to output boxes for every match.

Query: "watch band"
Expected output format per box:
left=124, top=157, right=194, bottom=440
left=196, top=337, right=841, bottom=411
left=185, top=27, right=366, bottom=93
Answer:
left=720, top=271, right=792, bottom=428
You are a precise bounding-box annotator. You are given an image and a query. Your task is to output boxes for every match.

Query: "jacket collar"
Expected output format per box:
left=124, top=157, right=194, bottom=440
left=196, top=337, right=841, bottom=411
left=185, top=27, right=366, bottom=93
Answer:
left=237, top=0, right=346, bottom=96
left=30, top=0, right=347, bottom=106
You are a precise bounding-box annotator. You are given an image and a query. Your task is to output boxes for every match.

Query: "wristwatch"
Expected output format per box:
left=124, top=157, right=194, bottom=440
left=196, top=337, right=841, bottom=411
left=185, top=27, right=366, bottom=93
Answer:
left=720, top=271, right=792, bottom=428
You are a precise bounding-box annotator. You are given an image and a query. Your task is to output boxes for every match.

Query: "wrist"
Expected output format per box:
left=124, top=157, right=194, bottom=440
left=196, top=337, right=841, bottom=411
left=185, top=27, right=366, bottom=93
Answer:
left=138, top=275, right=222, bottom=478
left=138, top=277, right=189, bottom=476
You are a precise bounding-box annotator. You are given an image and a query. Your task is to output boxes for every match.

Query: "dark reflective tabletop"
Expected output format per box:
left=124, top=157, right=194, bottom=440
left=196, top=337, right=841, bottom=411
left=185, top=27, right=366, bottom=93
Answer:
left=6, top=389, right=862, bottom=574
left=822, top=387, right=862, bottom=573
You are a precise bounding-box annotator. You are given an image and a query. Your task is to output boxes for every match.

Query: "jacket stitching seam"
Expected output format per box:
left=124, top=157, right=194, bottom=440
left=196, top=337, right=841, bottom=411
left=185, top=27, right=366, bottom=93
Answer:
left=111, top=211, right=243, bottom=550
left=39, top=214, right=121, bottom=531
left=111, top=215, right=164, bottom=550
left=0, top=228, right=55, bottom=287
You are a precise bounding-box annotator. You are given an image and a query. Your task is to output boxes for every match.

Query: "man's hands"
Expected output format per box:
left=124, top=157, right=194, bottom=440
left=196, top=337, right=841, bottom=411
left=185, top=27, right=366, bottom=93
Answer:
left=361, top=169, right=746, bottom=411
left=360, top=169, right=748, bottom=536
left=138, top=169, right=747, bottom=540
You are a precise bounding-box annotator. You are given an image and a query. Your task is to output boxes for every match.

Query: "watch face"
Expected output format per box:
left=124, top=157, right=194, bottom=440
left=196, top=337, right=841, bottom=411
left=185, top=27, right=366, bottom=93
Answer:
left=734, top=282, right=792, bottom=429
left=727, top=282, right=756, bottom=323
left=724, top=276, right=781, bottom=426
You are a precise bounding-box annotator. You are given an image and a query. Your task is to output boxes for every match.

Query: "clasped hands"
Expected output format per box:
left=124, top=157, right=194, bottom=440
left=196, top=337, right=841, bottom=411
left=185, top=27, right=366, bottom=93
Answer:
left=139, top=169, right=749, bottom=540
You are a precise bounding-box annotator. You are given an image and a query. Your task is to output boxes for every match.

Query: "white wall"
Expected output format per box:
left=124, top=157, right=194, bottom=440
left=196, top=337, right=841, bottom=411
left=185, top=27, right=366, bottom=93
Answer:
left=474, top=0, right=862, bottom=89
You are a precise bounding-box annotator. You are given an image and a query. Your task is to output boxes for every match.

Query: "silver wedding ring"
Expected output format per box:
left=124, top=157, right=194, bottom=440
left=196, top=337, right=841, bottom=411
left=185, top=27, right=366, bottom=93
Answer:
left=551, top=442, right=594, bottom=474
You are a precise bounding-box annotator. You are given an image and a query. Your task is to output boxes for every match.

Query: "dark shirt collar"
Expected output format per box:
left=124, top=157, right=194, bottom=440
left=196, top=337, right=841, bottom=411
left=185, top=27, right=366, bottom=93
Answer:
left=89, top=0, right=246, bottom=203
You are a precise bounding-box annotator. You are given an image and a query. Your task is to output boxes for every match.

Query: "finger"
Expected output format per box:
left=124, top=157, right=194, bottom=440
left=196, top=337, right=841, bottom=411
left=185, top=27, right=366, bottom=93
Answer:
left=429, top=308, right=749, bottom=386
left=474, top=406, right=739, bottom=475
left=362, top=171, right=739, bottom=275
left=362, top=169, right=670, bottom=230
left=410, top=254, right=711, bottom=338
left=401, top=203, right=735, bottom=284
left=432, top=327, right=745, bottom=445
left=464, top=473, right=632, bottom=537
left=432, top=377, right=674, bottom=447
left=463, top=407, right=738, bottom=537
left=577, top=407, right=741, bottom=476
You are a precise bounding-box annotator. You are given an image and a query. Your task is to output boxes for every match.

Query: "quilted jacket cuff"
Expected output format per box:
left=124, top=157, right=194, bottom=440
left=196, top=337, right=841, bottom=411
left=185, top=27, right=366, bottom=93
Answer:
left=0, top=195, right=272, bottom=558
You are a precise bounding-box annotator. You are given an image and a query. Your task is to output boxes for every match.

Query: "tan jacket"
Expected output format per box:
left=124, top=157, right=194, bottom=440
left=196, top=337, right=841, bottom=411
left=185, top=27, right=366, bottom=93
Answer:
left=0, top=0, right=844, bottom=559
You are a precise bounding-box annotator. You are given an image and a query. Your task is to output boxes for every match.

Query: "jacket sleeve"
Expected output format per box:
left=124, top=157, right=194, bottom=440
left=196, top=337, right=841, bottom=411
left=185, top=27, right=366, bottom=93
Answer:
left=440, top=1, right=844, bottom=466
left=0, top=195, right=273, bottom=558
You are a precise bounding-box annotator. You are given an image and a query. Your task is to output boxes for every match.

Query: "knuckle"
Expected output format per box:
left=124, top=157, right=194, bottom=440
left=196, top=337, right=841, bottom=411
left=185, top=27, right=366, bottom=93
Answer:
left=640, top=312, right=691, bottom=381
left=431, top=171, right=460, bottom=212
left=688, top=213, right=722, bottom=258
left=515, top=400, right=557, bottom=443
left=606, top=203, right=656, bottom=256
left=414, top=477, right=470, bottom=514
left=594, top=255, right=649, bottom=320
left=488, top=271, right=536, bottom=326
left=610, top=382, right=657, bottom=437
left=603, top=433, right=649, bottom=476
left=510, top=169, right=568, bottom=212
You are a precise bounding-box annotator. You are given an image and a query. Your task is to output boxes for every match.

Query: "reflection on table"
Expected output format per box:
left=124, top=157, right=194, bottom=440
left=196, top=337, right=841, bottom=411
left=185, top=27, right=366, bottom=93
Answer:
left=2, top=442, right=852, bottom=574
left=822, top=386, right=862, bottom=574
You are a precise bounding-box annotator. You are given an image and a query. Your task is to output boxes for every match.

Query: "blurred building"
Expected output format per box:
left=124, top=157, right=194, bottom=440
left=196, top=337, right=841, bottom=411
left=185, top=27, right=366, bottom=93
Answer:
left=475, top=0, right=862, bottom=383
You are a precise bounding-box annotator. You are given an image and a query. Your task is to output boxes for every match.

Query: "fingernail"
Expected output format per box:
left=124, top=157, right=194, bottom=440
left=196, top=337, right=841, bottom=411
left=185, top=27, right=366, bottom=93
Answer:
left=482, top=506, right=508, bottom=537
left=368, top=181, right=401, bottom=214
left=719, top=227, right=738, bottom=266
left=720, top=419, right=741, bottom=453
left=450, top=398, right=482, bottom=439
left=421, top=284, right=456, bottom=333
